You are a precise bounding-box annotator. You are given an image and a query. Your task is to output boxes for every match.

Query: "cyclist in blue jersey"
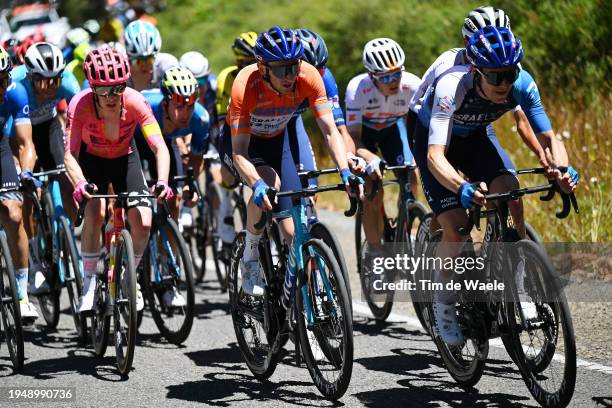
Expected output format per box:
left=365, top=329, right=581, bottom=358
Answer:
left=0, top=46, right=39, bottom=320
left=414, top=26, right=578, bottom=345
left=10, top=42, right=81, bottom=295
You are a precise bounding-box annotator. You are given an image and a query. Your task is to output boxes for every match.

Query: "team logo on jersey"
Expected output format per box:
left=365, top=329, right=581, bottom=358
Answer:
left=436, top=95, right=454, bottom=112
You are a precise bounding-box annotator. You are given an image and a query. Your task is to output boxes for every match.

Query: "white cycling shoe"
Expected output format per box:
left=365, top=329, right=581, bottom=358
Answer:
left=520, top=301, right=539, bottom=321
left=136, top=283, right=144, bottom=312
left=162, top=287, right=187, bottom=308
left=220, top=217, right=236, bottom=245
left=79, top=275, right=97, bottom=314
left=20, top=301, right=39, bottom=320
left=433, top=302, right=465, bottom=346
left=240, top=259, right=265, bottom=297
left=514, top=253, right=539, bottom=322
left=29, top=271, right=50, bottom=295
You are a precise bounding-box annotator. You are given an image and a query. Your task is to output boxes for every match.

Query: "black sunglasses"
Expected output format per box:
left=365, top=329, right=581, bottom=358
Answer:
left=266, top=61, right=300, bottom=78
left=93, top=83, right=127, bottom=97
left=476, top=67, right=520, bottom=86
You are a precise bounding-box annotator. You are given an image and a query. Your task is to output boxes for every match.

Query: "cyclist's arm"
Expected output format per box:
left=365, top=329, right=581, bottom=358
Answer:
left=315, top=112, right=348, bottom=171
left=513, top=109, right=549, bottom=169
left=232, top=133, right=260, bottom=186
left=14, top=124, right=35, bottom=172
left=64, top=95, right=87, bottom=186
left=7, top=83, right=35, bottom=171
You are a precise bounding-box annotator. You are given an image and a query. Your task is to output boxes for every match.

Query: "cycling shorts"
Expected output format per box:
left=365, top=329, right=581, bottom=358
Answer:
left=361, top=118, right=414, bottom=166
left=79, top=142, right=152, bottom=209
left=32, top=116, right=65, bottom=172
left=413, top=120, right=515, bottom=215
left=0, top=137, right=22, bottom=202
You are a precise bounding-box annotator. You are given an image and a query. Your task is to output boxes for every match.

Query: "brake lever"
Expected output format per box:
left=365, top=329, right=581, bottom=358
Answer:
left=366, top=160, right=386, bottom=201
left=344, top=175, right=361, bottom=217
left=74, top=184, right=96, bottom=228
left=254, top=188, right=277, bottom=229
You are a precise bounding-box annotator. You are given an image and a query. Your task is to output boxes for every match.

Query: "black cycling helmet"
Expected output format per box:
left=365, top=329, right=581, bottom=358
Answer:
left=296, top=28, right=328, bottom=68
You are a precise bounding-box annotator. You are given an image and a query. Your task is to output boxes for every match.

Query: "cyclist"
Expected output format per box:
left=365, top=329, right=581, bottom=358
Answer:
left=65, top=42, right=92, bottom=87
left=63, top=47, right=172, bottom=313
left=215, top=31, right=258, bottom=247
left=414, top=26, right=578, bottom=345
left=10, top=42, right=81, bottom=293
left=345, top=38, right=420, bottom=264
left=63, top=27, right=91, bottom=62
left=123, top=20, right=162, bottom=91
left=0, top=46, right=39, bottom=320
left=221, top=26, right=358, bottom=296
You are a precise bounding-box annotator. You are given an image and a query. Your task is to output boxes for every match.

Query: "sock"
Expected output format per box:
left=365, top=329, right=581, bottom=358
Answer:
left=82, top=252, right=100, bottom=293
left=243, top=230, right=261, bottom=262
left=434, top=271, right=456, bottom=304
left=16, top=267, right=28, bottom=303
left=217, top=188, right=233, bottom=227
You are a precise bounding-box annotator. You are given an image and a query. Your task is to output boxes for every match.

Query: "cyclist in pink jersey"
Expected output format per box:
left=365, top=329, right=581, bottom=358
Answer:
left=63, top=47, right=172, bottom=313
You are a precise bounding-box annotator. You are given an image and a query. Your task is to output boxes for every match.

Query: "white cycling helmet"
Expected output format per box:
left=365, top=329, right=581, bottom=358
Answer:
left=462, top=6, right=510, bottom=40
left=0, top=45, right=12, bottom=73
left=161, top=66, right=198, bottom=97
left=24, top=42, right=65, bottom=77
left=179, top=51, right=210, bottom=78
left=123, top=20, right=161, bottom=58
left=66, top=27, right=90, bottom=47
left=362, top=38, right=405, bottom=74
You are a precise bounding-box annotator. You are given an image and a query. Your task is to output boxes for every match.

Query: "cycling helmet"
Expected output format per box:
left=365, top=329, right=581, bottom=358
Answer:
left=254, top=26, right=303, bottom=62
left=179, top=51, right=210, bottom=78
left=232, top=31, right=257, bottom=59
left=103, top=41, right=127, bottom=57
left=160, top=66, right=198, bottom=97
left=123, top=20, right=161, bottom=58
left=296, top=28, right=328, bottom=68
left=82, top=19, right=101, bottom=37
left=462, top=6, right=510, bottom=40
left=83, top=47, right=131, bottom=86
left=466, top=26, right=523, bottom=68
left=0, top=46, right=12, bottom=73
left=24, top=42, right=65, bottom=77
left=66, top=27, right=91, bottom=47
left=362, top=38, right=405, bottom=74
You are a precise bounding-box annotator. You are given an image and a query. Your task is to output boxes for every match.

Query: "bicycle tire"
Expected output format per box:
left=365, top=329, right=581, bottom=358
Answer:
left=0, top=231, right=24, bottom=372
left=505, top=239, right=576, bottom=408
left=113, top=229, right=137, bottom=375
left=229, top=232, right=280, bottom=380
left=145, top=217, right=195, bottom=345
left=357, top=238, right=394, bottom=321
left=58, top=216, right=87, bottom=343
left=296, top=238, right=353, bottom=400
left=194, top=201, right=208, bottom=283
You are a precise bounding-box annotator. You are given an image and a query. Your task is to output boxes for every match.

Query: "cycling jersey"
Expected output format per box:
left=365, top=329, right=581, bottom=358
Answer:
left=66, top=87, right=163, bottom=159
left=228, top=62, right=332, bottom=139
left=65, top=58, right=86, bottom=87
left=215, top=65, right=239, bottom=124
left=10, top=65, right=81, bottom=125
left=345, top=71, right=420, bottom=130
left=418, top=66, right=552, bottom=143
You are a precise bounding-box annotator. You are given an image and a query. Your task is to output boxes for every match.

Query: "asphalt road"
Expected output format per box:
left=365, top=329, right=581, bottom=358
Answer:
left=1, top=210, right=611, bottom=407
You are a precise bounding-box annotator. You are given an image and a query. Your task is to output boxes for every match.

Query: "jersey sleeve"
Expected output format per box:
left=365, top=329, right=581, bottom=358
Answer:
left=344, top=75, right=363, bottom=128
left=428, top=73, right=466, bottom=146
left=6, top=82, right=31, bottom=127
left=301, top=63, right=332, bottom=119
left=512, top=70, right=552, bottom=134
left=322, top=68, right=345, bottom=127
left=228, top=70, right=252, bottom=137
left=189, top=103, right=210, bottom=155
left=60, top=71, right=82, bottom=103
left=133, top=93, right=164, bottom=148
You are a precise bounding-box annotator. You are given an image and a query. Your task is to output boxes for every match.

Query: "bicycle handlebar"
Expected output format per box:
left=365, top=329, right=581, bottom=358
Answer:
left=172, top=166, right=203, bottom=199
left=367, top=160, right=416, bottom=200
left=32, top=168, right=66, bottom=178
left=74, top=190, right=155, bottom=228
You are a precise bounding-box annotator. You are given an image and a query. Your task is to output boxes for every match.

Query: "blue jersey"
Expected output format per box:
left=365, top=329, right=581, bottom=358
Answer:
left=10, top=65, right=81, bottom=126
left=137, top=89, right=210, bottom=155
left=418, top=66, right=552, bottom=144
left=1, top=81, right=31, bottom=138
left=294, top=67, right=345, bottom=127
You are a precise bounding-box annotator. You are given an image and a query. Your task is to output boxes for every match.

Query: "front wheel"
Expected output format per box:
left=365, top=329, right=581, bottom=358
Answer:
left=0, top=231, right=24, bottom=372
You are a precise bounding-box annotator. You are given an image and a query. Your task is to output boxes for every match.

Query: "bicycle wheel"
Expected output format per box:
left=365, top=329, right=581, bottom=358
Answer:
left=229, top=232, right=280, bottom=380
left=36, top=193, right=60, bottom=328
left=0, top=231, right=24, bottom=372
left=296, top=238, right=353, bottom=400
left=357, top=237, right=394, bottom=321
left=113, top=229, right=137, bottom=375
left=91, top=275, right=110, bottom=358
left=193, top=200, right=208, bottom=283
left=506, top=240, right=576, bottom=408
left=145, top=218, right=195, bottom=345
left=411, top=222, right=438, bottom=336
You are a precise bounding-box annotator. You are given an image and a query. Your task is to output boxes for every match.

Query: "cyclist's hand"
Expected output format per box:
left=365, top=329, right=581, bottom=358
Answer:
left=252, top=179, right=273, bottom=210
left=182, top=185, right=199, bottom=208
left=538, top=156, right=556, bottom=179
left=458, top=181, right=487, bottom=208
left=73, top=180, right=97, bottom=204
left=347, top=153, right=366, bottom=175
left=19, top=170, right=42, bottom=189
left=365, top=156, right=382, bottom=180
left=153, top=180, right=174, bottom=201
left=340, top=168, right=364, bottom=199
left=556, top=166, right=579, bottom=194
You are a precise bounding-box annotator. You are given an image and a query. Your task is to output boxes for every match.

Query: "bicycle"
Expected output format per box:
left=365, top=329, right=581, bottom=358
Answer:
left=420, top=168, right=577, bottom=407
left=228, top=175, right=360, bottom=400
left=75, top=191, right=152, bottom=375
left=0, top=187, right=24, bottom=373
left=354, top=161, right=429, bottom=321
left=23, top=169, right=86, bottom=341
left=139, top=179, right=195, bottom=345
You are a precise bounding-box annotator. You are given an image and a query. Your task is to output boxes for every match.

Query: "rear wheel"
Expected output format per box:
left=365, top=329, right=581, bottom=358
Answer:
left=0, top=231, right=24, bottom=372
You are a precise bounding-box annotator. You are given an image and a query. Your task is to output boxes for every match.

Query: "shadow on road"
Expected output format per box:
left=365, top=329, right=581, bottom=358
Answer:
left=352, top=316, right=430, bottom=342
left=193, top=299, right=230, bottom=320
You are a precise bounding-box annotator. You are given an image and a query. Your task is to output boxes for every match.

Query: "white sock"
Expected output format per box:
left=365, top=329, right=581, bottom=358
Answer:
left=82, top=252, right=99, bottom=293
left=16, top=267, right=28, bottom=302
left=244, top=230, right=261, bottom=262
left=217, top=188, right=233, bottom=226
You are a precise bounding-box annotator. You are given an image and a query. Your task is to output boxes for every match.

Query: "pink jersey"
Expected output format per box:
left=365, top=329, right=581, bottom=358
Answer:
left=65, top=87, right=163, bottom=159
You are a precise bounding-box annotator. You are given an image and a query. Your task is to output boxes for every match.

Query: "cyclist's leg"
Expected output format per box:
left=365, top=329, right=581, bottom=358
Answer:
left=218, top=123, right=240, bottom=244
left=285, top=116, right=318, bottom=219
left=167, top=139, right=182, bottom=222
left=360, top=126, right=385, bottom=251
left=379, top=118, right=417, bottom=201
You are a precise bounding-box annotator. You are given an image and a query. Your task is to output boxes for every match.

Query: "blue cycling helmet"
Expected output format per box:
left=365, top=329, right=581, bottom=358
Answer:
left=296, top=28, right=328, bottom=68
left=466, top=26, right=523, bottom=69
left=254, top=26, right=303, bottom=62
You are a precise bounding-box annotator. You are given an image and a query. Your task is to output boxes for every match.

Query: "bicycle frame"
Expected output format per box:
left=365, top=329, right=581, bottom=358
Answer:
left=148, top=202, right=181, bottom=285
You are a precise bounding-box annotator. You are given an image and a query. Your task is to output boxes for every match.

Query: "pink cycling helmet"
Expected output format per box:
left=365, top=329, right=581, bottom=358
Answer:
left=83, top=47, right=130, bottom=86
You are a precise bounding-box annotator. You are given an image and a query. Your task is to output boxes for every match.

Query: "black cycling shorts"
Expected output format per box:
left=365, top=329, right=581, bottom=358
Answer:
left=32, top=116, right=65, bottom=172
left=79, top=142, right=152, bottom=209
left=0, top=136, right=21, bottom=201
left=361, top=118, right=414, bottom=166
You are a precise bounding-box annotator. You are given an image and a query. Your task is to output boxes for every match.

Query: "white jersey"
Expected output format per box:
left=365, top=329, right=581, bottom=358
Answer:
left=345, top=71, right=420, bottom=130
left=409, top=48, right=466, bottom=114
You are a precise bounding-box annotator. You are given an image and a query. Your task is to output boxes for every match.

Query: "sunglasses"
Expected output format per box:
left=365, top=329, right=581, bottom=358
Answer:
left=0, top=75, right=9, bottom=89
left=196, top=76, right=209, bottom=87
left=131, top=56, right=155, bottom=66
left=373, top=70, right=402, bottom=84
left=266, top=61, right=300, bottom=78
left=93, top=83, right=127, bottom=97
left=476, top=67, right=520, bottom=86
left=32, top=75, right=62, bottom=89
left=169, top=93, right=197, bottom=106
